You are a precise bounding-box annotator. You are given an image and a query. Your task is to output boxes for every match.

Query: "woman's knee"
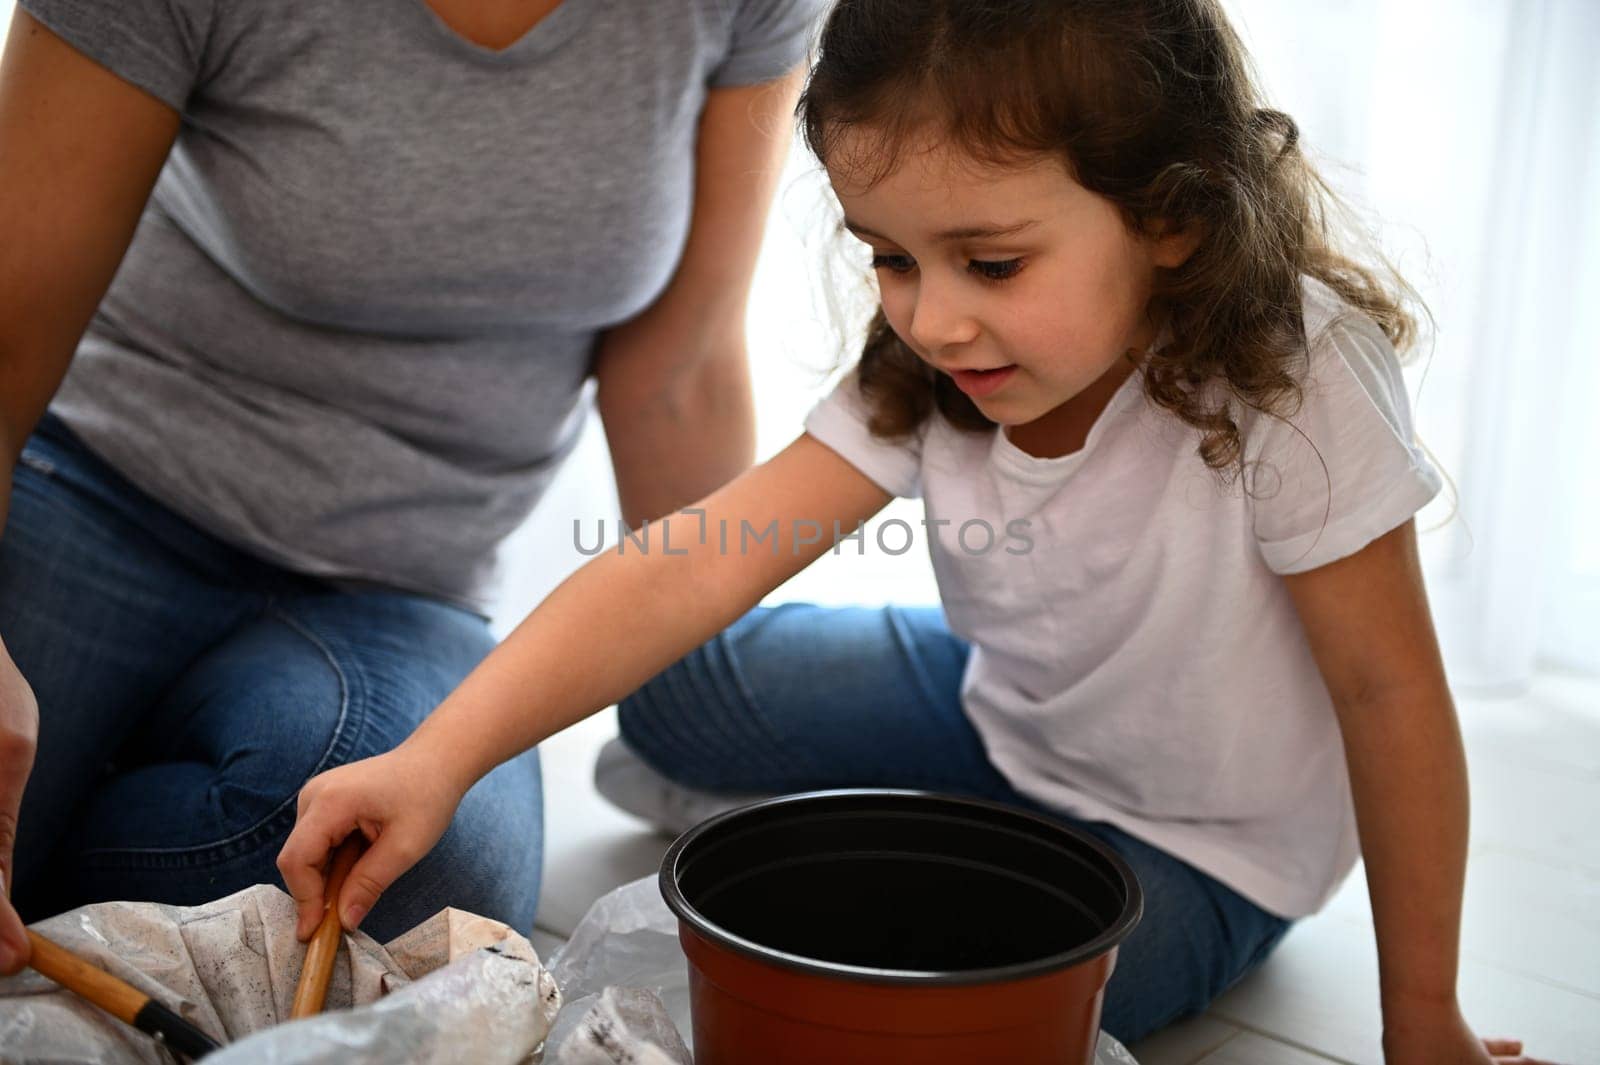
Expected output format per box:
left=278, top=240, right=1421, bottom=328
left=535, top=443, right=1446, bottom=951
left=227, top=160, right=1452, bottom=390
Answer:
left=36, top=597, right=500, bottom=906
left=2, top=447, right=250, bottom=885
left=162, top=596, right=495, bottom=838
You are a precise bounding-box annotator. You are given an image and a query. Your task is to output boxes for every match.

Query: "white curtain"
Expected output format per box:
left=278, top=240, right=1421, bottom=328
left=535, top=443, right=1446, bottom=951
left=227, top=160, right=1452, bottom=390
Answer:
left=1223, top=0, right=1600, bottom=687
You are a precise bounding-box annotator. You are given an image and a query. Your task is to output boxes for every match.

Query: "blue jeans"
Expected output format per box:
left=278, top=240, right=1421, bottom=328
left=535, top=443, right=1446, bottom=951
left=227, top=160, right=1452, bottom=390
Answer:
left=618, top=603, right=1293, bottom=1044
left=2, top=415, right=542, bottom=942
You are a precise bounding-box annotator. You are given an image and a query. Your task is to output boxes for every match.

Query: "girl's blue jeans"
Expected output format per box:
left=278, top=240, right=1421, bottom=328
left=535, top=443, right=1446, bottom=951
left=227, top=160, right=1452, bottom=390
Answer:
left=3, top=415, right=542, bottom=942
left=619, top=602, right=1295, bottom=1044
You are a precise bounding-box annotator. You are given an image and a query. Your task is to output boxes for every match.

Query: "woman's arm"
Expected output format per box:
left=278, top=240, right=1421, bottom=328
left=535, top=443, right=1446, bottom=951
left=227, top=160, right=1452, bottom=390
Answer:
left=278, top=432, right=892, bottom=934
left=0, top=8, right=180, bottom=975
left=0, top=7, right=180, bottom=520
left=1284, top=521, right=1539, bottom=1065
left=592, top=69, right=804, bottom=527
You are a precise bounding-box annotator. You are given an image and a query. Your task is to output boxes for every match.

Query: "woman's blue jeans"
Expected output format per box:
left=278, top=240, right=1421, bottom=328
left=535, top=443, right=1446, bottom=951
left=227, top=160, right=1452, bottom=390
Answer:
left=2, top=415, right=542, bottom=942
left=619, top=602, right=1294, bottom=1044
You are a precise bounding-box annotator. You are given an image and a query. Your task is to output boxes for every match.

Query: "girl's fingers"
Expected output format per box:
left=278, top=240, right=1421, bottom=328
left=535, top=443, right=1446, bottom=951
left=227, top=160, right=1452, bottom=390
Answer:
left=277, top=805, right=356, bottom=940
left=1484, top=1036, right=1561, bottom=1065
left=335, top=834, right=425, bottom=932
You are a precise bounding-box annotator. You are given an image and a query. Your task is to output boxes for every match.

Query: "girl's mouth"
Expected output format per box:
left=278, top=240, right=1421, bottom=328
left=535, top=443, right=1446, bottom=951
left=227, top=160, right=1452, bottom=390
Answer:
left=951, top=365, right=1018, bottom=398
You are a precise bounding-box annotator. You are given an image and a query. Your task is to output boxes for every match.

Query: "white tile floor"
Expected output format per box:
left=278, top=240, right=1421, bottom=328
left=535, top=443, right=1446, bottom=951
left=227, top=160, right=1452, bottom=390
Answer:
left=531, top=672, right=1600, bottom=1064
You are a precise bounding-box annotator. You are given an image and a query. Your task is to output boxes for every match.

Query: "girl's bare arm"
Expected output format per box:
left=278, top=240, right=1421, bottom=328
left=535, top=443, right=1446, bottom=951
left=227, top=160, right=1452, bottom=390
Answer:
left=278, top=431, right=892, bottom=934
left=1284, top=521, right=1539, bottom=1065
left=410, top=431, right=892, bottom=791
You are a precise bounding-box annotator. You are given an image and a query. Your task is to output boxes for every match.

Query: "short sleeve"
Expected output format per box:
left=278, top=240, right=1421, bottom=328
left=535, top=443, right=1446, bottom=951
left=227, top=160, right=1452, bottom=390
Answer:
left=1246, top=303, right=1442, bottom=575
left=803, top=371, right=926, bottom=499
left=19, top=0, right=215, bottom=111
left=708, top=0, right=826, bottom=88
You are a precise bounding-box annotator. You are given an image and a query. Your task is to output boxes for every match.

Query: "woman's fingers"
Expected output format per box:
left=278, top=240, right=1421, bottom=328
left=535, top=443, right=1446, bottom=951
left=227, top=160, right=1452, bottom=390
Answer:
left=0, top=886, right=28, bottom=975
left=0, top=785, right=32, bottom=973
left=0, top=637, right=40, bottom=973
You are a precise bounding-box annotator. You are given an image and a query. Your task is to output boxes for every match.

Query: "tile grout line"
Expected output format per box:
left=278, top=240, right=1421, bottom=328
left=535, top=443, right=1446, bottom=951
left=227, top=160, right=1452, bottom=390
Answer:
left=1182, top=1027, right=1242, bottom=1064
left=1313, top=908, right=1600, bottom=1003
left=1463, top=752, right=1600, bottom=783
left=1204, top=1012, right=1366, bottom=1065
left=1471, top=841, right=1600, bottom=881
left=1451, top=959, right=1600, bottom=1002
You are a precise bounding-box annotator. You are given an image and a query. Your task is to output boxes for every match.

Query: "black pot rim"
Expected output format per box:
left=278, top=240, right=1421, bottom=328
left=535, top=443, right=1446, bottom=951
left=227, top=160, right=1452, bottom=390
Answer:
left=659, top=789, right=1145, bottom=987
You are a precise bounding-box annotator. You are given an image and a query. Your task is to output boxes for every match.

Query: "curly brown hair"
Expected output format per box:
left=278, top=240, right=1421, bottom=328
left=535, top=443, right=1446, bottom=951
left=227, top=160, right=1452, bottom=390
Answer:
left=798, top=0, right=1421, bottom=472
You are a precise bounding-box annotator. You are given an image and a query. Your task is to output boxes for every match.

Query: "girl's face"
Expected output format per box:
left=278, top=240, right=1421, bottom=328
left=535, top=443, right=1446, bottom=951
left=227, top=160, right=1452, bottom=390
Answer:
left=827, top=133, right=1195, bottom=442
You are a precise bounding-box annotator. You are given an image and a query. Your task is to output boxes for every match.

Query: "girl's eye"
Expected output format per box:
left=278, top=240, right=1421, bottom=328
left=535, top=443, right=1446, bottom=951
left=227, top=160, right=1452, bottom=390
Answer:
left=870, top=253, right=916, bottom=274
left=969, top=258, right=1024, bottom=281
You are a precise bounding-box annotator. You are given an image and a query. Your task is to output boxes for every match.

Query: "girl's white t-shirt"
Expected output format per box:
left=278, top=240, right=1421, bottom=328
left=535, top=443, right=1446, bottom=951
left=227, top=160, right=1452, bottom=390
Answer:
left=802, top=278, right=1442, bottom=918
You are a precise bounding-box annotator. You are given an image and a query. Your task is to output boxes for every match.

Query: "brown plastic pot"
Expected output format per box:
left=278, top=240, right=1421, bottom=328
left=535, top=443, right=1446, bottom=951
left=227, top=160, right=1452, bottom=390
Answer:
left=659, top=790, right=1142, bottom=1065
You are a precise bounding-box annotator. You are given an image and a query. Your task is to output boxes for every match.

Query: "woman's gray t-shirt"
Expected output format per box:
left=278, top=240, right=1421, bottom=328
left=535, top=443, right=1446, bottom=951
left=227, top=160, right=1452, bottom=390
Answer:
left=20, top=0, right=821, bottom=610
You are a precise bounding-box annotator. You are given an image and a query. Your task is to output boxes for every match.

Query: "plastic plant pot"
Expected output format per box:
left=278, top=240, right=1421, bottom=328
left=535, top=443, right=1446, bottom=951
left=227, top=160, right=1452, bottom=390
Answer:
left=660, top=789, right=1143, bottom=1065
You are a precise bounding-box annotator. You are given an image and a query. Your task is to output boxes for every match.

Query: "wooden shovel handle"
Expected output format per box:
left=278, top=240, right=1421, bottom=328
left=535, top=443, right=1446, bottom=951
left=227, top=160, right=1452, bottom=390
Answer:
left=289, top=834, right=365, bottom=1018
left=26, top=929, right=147, bottom=1024
left=26, top=930, right=222, bottom=1057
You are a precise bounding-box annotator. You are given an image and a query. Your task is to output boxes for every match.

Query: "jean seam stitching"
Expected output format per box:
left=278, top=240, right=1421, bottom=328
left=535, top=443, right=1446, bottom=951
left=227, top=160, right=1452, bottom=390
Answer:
left=16, top=450, right=55, bottom=476
left=75, top=610, right=363, bottom=864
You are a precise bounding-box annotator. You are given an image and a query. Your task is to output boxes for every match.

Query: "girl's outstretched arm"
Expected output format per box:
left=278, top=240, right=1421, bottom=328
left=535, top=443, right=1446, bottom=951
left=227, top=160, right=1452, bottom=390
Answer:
left=1284, top=521, right=1545, bottom=1065
left=277, top=432, right=891, bottom=937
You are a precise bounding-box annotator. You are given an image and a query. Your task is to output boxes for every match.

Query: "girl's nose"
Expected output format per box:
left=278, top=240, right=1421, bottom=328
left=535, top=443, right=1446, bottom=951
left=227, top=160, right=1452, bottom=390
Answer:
left=907, top=279, right=980, bottom=353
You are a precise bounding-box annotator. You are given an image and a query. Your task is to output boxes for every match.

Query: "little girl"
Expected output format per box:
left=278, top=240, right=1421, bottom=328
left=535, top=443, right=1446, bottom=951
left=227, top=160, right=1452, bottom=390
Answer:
left=280, top=1, right=1536, bottom=1059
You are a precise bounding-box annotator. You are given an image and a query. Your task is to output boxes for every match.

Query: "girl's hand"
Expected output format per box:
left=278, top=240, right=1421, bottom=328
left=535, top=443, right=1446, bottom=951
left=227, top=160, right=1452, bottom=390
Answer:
left=277, top=744, right=467, bottom=940
left=1383, top=997, right=1556, bottom=1064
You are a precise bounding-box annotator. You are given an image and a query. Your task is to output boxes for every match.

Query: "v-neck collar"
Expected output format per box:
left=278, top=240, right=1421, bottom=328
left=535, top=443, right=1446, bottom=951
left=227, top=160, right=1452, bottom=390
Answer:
left=410, top=0, right=594, bottom=64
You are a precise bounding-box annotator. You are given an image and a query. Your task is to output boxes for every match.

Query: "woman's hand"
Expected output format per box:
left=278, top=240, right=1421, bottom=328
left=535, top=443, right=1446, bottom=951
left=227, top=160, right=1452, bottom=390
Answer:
left=276, top=743, right=467, bottom=940
left=0, top=635, right=39, bottom=974
left=1383, top=996, right=1555, bottom=1064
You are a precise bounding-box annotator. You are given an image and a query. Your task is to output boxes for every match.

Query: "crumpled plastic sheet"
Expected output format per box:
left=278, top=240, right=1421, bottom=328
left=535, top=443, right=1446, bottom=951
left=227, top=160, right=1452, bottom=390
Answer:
left=210, top=937, right=558, bottom=1064
left=543, top=987, right=689, bottom=1065
left=543, top=877, right=693, bottom=1064
left=541, top=875, right=1141, bottom=1065
left=0, top=885, right=560, bottom=1064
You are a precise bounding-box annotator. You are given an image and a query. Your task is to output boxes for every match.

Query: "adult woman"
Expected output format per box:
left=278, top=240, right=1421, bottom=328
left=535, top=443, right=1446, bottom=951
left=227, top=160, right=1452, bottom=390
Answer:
left=0, top=0, right=821, bottom=972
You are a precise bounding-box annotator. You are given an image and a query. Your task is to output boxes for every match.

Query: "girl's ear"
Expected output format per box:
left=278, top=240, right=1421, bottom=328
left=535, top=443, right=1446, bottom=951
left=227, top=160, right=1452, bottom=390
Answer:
left=1150, top=219, right=1204, bottom=269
